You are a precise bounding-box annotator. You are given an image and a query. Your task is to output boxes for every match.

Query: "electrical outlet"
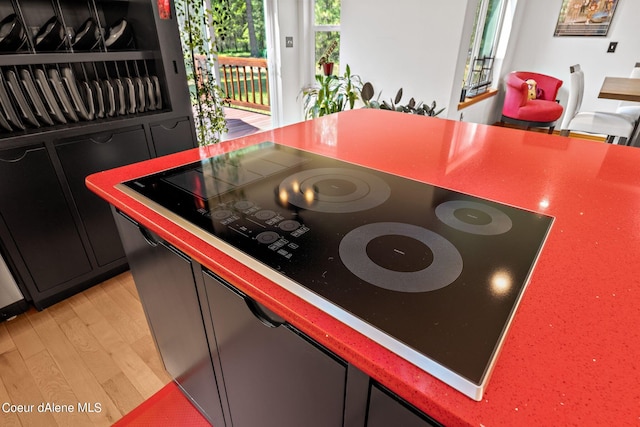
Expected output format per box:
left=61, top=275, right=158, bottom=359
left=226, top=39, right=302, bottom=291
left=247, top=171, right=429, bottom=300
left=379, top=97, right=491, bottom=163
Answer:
left=607, top=42, right=618, bottom=53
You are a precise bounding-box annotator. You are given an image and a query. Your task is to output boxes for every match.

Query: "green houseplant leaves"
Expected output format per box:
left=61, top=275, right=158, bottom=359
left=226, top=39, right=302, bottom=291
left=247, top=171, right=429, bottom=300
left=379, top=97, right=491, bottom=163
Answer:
left=301, top=64, right=363, bottom=120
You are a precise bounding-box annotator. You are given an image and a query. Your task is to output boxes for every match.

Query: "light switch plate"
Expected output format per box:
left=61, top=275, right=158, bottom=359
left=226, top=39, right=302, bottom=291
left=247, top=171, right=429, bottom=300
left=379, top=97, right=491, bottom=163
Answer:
left=608, top=42, right=618, bottom=53
left=286, top=36, right=293, bottom=48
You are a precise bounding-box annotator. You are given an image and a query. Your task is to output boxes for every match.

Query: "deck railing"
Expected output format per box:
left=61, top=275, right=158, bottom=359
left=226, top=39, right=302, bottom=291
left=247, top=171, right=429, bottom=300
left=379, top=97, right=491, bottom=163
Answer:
left=217, top=56, right=270, bottom=112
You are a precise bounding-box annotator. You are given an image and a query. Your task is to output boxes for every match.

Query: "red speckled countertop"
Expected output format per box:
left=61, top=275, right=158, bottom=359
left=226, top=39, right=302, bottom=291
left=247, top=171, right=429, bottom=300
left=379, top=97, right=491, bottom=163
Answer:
left=87, top=110, right=640, bottom=426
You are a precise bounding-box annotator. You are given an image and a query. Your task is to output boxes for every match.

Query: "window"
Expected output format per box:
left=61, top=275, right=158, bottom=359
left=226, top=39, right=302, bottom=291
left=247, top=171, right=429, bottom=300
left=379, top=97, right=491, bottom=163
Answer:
left=312, top=0, right=341, bottom=75
left=463, top=0, right=508, bottom=97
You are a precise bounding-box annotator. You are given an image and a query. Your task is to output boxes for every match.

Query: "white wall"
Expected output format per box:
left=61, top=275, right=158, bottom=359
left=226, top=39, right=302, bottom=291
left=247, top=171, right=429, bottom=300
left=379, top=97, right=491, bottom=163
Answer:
left=267, top=0, right=303, bottom=126
left=340, top=0, right=472, bottom=121
left=497, top=0, right=640, bottom=122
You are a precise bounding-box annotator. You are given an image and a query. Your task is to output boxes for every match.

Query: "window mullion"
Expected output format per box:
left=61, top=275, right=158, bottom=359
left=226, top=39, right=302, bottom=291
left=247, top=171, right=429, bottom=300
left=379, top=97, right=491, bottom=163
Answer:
left=314, top=25, right=340, bottom=32
left=471, top=0, right=490, bottom=62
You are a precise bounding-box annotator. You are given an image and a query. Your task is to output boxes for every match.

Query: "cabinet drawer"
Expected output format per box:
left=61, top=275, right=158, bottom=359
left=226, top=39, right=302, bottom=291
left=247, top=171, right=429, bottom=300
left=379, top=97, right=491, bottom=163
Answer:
left=203, top=270, right=347, bottom=427
left=150, top=118, right=196, bottom=157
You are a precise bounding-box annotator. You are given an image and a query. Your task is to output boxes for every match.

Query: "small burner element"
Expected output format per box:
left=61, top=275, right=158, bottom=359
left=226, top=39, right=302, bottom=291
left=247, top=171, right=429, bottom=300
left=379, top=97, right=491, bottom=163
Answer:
left=339, top=222, right=463, bottom=292
left=279, top=168, right=391, bottom=213
left=435, top=200, right=513, bottom=235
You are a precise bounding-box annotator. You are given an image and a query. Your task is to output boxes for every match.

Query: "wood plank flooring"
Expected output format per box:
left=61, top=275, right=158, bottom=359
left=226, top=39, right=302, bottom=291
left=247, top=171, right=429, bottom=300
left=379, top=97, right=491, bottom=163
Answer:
left=0, top=271, right=171, bottom=427
left=222, top=107, right=272, bottom=140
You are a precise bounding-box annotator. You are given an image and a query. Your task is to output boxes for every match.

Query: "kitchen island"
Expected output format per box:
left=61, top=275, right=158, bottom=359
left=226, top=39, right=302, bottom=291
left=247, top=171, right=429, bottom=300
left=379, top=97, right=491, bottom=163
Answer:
left=87, top=110, right=640, bottom=426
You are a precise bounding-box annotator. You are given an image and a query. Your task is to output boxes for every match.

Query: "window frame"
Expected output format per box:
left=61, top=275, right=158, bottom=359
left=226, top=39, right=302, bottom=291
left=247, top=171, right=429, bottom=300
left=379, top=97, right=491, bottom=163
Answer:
left=304, top=0, right=341, bottom=82
left=464, top=0, right=508, bottom=96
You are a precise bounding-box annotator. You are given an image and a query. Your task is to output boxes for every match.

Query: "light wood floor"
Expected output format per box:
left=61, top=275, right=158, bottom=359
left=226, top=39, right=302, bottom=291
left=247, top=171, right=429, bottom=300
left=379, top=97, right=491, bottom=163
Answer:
left=0, top=271, right=171, bottom=427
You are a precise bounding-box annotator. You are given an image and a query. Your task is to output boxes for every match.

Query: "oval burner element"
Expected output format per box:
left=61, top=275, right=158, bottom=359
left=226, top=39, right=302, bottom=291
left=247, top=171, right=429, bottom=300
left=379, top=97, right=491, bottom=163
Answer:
left=279, top=220, right=301, bottom=232
left=339, top=222, right=463, bottom=293
left=435, top=200, right=512, bottom=235
left=255, top=210, right=277, bottom=220
left=279, top=168, right=391, bottom=213
left=256, top=231, right=280, bottom=244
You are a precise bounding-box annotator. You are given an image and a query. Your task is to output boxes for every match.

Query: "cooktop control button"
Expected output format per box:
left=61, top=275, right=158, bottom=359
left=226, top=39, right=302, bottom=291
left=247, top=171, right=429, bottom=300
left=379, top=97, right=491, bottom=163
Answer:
left=255, top=210, right=276, bottom=220
left=279, top=220, right=301, bottom=232
left=211, top=209, right=233, bottom=220
left=256, top=231, right=280, bottom=244
left=234, top=200, right=254, bottom=211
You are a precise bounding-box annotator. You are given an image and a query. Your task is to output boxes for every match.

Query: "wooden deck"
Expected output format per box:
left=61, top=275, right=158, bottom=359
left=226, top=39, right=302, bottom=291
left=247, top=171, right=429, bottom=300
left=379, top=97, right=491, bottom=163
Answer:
left=222, top=107, right=272, bottom=141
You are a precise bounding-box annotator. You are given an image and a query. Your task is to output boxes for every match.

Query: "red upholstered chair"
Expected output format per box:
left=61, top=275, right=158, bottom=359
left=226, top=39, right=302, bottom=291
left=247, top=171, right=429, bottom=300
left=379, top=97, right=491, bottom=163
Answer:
left=501, top=71, right=564, bottom=133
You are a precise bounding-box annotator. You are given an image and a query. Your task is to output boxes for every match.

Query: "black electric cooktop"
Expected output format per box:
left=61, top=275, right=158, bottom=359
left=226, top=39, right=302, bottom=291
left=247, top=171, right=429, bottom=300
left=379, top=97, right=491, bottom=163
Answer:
left=117, top=142, right=553, bottom=400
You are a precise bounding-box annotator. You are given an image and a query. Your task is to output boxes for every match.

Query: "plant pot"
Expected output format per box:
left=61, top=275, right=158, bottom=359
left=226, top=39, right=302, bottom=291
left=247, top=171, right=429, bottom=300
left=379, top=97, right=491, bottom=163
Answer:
left=322, top=62, right=334, bottom=76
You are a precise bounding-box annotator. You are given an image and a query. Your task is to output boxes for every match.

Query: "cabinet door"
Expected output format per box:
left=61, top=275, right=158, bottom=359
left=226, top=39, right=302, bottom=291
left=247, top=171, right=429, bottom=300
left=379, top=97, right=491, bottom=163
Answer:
left=367, top=383, right=441, bottom=427
left=56, top=128, right=151, bottom=266
left=150, top=118, right=196, bottom=157
left=0, top=145, right=92, bottom=293
left=203, top=270, right=347, bottom=427
left=113, top=211, right=223, bottom=426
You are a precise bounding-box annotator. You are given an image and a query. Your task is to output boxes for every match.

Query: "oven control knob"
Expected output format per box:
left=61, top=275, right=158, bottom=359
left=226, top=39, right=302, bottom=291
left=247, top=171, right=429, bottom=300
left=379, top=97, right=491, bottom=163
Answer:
left=278, top=220, right=301, bottom=232
left=256, top=231, right=280, bottom=244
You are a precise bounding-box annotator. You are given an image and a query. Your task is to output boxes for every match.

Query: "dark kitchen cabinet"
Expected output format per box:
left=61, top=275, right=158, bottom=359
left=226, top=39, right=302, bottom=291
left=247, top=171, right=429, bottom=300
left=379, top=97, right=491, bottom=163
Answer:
left=367, top=383, right=441, bottom=427
left=55, top=127, right=151, bottom=267
left=0, top=144, right=92, bottom=296
left=0, top=0, right=196, bottom=308
left=113, top=210, right=224, bottom=426
left=109, top=204, right=444, bottom=426
left=202, top=270, right=347, bottom=427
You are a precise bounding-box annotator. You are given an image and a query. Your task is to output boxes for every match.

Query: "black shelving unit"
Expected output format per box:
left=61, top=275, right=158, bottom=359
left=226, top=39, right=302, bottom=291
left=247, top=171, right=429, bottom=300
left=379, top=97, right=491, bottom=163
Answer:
left=0, top=0, right=197, bottom=310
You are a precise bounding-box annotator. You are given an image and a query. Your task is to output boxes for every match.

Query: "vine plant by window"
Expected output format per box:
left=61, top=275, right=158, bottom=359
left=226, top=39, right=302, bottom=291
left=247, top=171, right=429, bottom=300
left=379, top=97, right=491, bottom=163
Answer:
left=176, top=0, right=229, bottom=145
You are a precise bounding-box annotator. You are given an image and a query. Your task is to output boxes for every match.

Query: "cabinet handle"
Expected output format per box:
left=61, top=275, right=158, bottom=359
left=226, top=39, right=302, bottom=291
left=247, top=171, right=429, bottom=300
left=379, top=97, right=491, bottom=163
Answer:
left=0, top=147, right=37, bottom=162
left=138, top=226, right=160, bottom=247
left=244, top=298, right=285, bottom=328
left=89, top=134, right=114, bottom=144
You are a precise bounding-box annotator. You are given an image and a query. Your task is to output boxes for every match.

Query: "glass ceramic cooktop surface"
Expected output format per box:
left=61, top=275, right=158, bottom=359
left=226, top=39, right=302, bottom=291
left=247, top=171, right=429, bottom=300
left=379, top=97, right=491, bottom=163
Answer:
left=118, top=142, right=553, bottom=400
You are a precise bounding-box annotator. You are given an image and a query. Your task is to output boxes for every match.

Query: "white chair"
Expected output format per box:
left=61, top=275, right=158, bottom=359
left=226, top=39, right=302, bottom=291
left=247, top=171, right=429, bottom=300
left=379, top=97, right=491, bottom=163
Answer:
left=615, top=62, right=640, bottom=146
left=615, top=62, right=640, bottom=120
left=560, top=64, right=635, bottom=145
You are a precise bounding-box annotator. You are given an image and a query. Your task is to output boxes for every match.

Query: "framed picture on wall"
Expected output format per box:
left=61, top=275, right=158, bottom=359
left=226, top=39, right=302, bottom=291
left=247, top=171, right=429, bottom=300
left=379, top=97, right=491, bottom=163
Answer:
left=554, top=0, right=619, bottom=36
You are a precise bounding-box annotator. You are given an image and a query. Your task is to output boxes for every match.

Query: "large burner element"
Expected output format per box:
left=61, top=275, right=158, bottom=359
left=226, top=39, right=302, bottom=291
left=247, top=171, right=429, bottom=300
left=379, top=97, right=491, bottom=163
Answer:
left=279, top=168, right=391, bottom=213
left=339, top=222, right=463, bottom=293
left=435, top=200, right=512, bottom=235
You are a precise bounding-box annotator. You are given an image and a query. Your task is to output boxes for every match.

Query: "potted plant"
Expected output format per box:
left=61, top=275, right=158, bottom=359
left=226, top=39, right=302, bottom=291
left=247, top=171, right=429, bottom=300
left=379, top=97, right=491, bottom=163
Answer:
left=361, top=82, right=444, bottom=117
left=318, top=39, right=338, bottom=76
left=176, top=0, right=228, bottom=145
left=301, top=64, right=363, bottom=119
